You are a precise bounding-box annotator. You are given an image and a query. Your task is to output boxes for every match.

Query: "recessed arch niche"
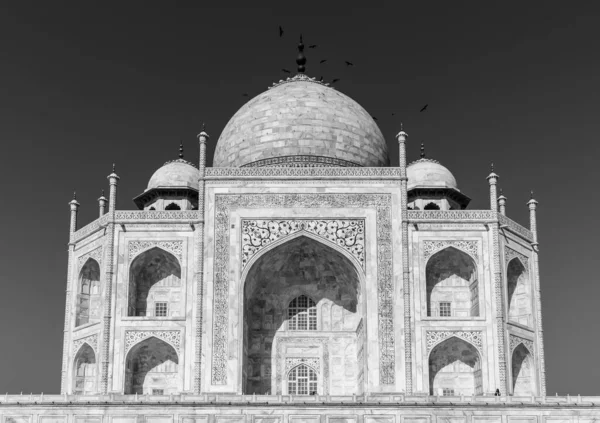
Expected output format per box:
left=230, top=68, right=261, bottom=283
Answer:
left=73, top=343, right=97, bottom=394
left=429, top=336, right=483, bottom=395
left=426, top=247, right=479, bottom=317
left=507, top=258, right=532, bottom=327
left=512, top=343, right=536, bottom=395
left=76, top=258, right=101, bottom=327
left=242, top=234, right=364, bottom=396
left=124, top=337, right=180, bottom=394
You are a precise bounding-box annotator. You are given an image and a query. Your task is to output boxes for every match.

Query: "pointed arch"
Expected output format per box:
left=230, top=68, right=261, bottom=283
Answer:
left=73, top=343, right=97, bottom=394
left=428, top=336, right=483, bottom=396
left=507, top=257, right=532, bottom=326
left=287, top=364, right=318, bottom=395
left=165, top=202, right=181, bottom=210
left=128, top=247, right=181, bottom=317
left=424, top=202, right=440, bottom=210
left=512, top=343, right=536, bottom=395
left=426, top=246, right=479, bottom=317
left=76, top=258, right=101, bottom=327
left=124, top=336, right=180, bottom=395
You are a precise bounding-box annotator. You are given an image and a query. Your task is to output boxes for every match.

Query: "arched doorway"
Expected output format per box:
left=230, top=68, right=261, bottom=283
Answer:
left=76, top=259, right=101, bottom=327
left=124, top=337, right=179, bottom=394
left=507, top=258, right=532, bottom=326
left=128, top=247, right=181, bottom=317
left=73, top=344, right=97, bottom=394
left=242, top=235, right=363, bottom=395
left=426, top=247, right=479, bottom=317
left=512, top=344, right=535, bottom=395
left=429, top=337, right=483, bottom=396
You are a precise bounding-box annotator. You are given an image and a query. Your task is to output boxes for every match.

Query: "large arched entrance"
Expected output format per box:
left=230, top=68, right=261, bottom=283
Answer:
left=124, top=337, right=179, bottom=394
left=426, top=247, right=479, bottom=317
left=429, top=337, right=483, bottom=396
left=242, top=235, right=364, bottom=395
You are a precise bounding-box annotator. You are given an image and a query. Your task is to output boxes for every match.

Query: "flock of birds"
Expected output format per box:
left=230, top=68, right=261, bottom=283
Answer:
left=241, top=26, right=429, bottom=122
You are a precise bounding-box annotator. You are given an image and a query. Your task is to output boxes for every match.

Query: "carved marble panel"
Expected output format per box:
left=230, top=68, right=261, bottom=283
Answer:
left=77, top=246, right=103, bottom=271
left=128, top=240, right=183, bottom=262
left=241, top=219, right=365, bottom=269
left=505, top=246, right=530, bottom=269
left=73, top=334, right=98, bottom=354
left=426, top=330, right=483, bottom=354
left=510, top=334, right=534, bottom=356
left=124, top=330, right=182, bottom=354
left=422, top=240, right=480, bottom=262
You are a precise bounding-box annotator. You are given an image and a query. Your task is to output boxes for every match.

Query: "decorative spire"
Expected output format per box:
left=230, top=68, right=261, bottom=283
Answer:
left=491, top=162, right=494, bottom=173
left=179, top=141, right=184, bottom=159
left=400, top=122, right=403, bottom=131
left=420, top=142, right=425, bottom=158
left=530, top=190, right=534, bottom=199
left=112, top=163, right=116, bottom=173
left=72, top=191, right=77, bottom=200
left=296, top=34, right=306, bottom=74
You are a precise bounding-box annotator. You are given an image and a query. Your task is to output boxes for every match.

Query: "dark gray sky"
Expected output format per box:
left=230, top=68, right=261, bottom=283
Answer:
left=0, top=2, right=598, bottom=395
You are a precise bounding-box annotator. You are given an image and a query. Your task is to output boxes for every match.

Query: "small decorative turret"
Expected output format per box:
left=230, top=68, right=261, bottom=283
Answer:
left=527, top=190, right=539, bottom=246
left=69, top=191, right=80, bottom=235
left=486, top=163, right=499, bottom=212
left=98, top=189, right=108, bottom=217
left=497, top=188, right=507, bottom=215
left=107, top=164, right=120, bottom=213
left=296, top=35, right=306, bottom=74
left=197, top=124, right=209, bottom=174
left=396, top=123, right=408, bottom=179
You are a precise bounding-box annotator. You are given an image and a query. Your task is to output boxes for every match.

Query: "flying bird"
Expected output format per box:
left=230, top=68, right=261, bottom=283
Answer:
left=372, top=116, right=378, bottom=121
left=420, top=104, right=428, bottom=112
left=282, top=68, right=291, bottom=74
left=309, top=44, right=318, bottom=49
left=391, top=112, right=396, bottom=116
left=345, top=61, right=354, bottom=66
left=320, top=59, right=327, bottom=64
left=242, top=93, right=249, bottom=97
left=279, top=26, right=284, bottom=37
left=332, top=78, right=340, bottom=83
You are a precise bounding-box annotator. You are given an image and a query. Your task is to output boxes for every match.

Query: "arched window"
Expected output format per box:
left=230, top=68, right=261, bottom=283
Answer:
left=512, top=343, right=536, bottom=395
left=288, top=364, right=317, bottom=395
left=507, top=258, right=532, bottom=326
left=424, top=202, right=440, bottom=210
left=288, top=295, right=317, bottom=330
left=77, top=259, right=101, bottom=327
left=165, top=203, right=181, bottom=210
left=73, top=344, right=96, bottom=394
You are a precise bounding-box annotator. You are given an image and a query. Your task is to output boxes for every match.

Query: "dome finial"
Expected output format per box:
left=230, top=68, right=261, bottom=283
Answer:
left=296, top=34, right=306, bottom=74
left=420, top=142, right=425, bottom=158
left=112, top=163, right=116, bottom=173
left=73, top=191, right=77, bottom=200
left=179, top=141, right=184, bottom=159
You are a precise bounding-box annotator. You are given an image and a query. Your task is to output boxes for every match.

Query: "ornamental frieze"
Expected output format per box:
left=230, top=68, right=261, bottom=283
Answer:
left=241, top=219, right=365, bottom=270
left=510, top=334, right=534, bottom=356
left=73, top=334, right=98, bottom=354
left=124, top=330, right=181, bottom=354
left=285, top=357, right=320, bottom=374
left=128, top=240, right=183, bottom=262
left=212, top=193, right=394, bottom=386
left=426, top=330, right=483, bottom=353
left=505, top=246, right=530, bottom=269
left=422, top=240, right=480, bottom=262
left=77, top=246, right=103, bottom=270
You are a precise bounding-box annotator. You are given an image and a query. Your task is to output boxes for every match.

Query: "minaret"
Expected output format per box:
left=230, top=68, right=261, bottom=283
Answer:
left=528, top=191, right=546, bottom=394
left=101, top=164, right=119, bottom=393
left=498, top=188, right=507, bottom=216
left=396, top=124, right=412, bottom=393
left=98, top=190, right=107, bottom=217
left=61, top=192, right=80, bottom=393
left=194, top=125, right=209, bottom=393
left=487, top=163, right=507, bottom=394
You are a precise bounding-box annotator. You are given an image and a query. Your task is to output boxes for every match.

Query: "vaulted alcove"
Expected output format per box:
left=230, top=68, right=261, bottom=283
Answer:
left=73, top=344, right=97, bottom=394
left=124, top=337, right=179, bottom=394
left=507, top=258, right=532, bottom=327
left=76, top=259, right=101, bottom=327
left=429, top=337, right=482, bottom=396
left=512, top=344, right=536, bottom=395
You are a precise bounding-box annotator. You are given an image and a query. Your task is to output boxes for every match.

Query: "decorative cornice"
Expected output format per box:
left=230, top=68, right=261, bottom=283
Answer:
left=498, top=213, right=534, bottom=241
left=241, top=155, right=361, bottom=168
left=205, top=167, right=402, bottom=179
left=407, top=210, right=495, bottom=221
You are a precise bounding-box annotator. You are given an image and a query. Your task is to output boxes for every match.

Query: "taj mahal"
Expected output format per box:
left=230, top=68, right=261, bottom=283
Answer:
left=1, top=39, right=597, bottom=423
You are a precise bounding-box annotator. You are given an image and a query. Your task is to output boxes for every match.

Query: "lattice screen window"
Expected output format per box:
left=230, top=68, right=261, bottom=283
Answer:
left=287, top=364, right=317, bottom=395
left=288, top=295, right=317, bottom=330
left=439, top=302, right=452, bottom=317
left=442, top=388, right=455, bottom=396
left=155, top=302, right=168, bottom=317
left=152, top=389, right=164, bottom=395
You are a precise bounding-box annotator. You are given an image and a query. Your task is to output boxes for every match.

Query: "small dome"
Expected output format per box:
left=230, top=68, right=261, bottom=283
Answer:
left=407, top=158, right=458, bottom=190
left=213, top=75, right=389, bottom=168
left=147, top=159, right=199, bottom=191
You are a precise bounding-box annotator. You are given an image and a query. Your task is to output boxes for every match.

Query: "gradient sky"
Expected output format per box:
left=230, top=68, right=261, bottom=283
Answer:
left=0, top=2, right=598, bottom=395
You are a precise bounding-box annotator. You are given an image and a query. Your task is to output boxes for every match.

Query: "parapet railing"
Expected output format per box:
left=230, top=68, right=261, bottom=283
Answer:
left=0, top=394, right=597, bottom=407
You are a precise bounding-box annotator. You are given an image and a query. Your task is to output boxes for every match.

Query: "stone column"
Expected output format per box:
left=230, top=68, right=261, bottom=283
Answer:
left=487, top=165, right=507, bottom=394
left=60, top=193, right=80, bottom=393
left=194, top=129, right=208, bottom=393
left=498, top=189, right=507, bottom=216
left=98, top=190, right=107, bottom=217
left=528, top=193, right=546, bottom=395
left=101, top=166, right=119, bottom=393
left=396, top=127, right=410, bottom=393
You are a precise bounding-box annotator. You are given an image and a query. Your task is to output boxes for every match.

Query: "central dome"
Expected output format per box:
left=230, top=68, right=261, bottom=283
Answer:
left=213, top=76, right=389, bottom=167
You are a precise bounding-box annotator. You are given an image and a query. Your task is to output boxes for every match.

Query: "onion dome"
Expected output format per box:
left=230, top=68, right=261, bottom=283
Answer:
left=406, top=146, right=470, bottom=210
left=133, top=144, right=199, bottom=210
left=213, top=75, right=389, bottom=168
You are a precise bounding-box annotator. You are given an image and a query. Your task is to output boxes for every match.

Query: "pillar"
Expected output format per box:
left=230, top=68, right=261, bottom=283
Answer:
left=101, top=165, right=119, bottom=393
left=528, top=192, right=546, bottom=394
left=98, top=190, right=107, bottom=217
left=194, top=128, right=209, bottom=393
left=487, top=164, right=507, bottom=394
left=498, top=188, right=507, bottom=216
left=61, top=192, right=80, bottom=393
left=396, top=126, right=410, bottom=393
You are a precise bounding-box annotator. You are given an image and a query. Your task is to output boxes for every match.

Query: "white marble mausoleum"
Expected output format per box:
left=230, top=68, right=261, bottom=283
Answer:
left=2, top=41, right=597, bottom=423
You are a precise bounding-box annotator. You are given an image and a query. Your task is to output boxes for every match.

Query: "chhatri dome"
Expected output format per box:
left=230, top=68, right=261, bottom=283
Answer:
left=213, top=38, right=389, bottom=168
